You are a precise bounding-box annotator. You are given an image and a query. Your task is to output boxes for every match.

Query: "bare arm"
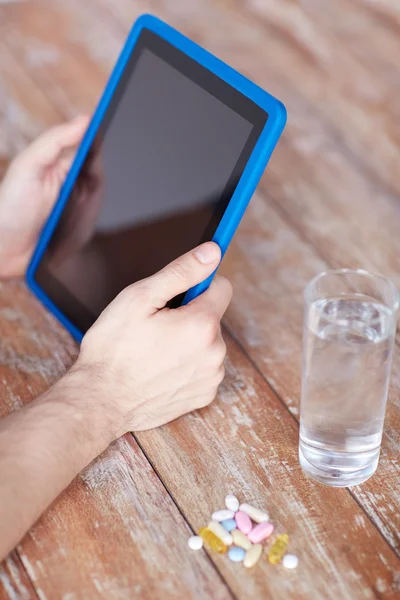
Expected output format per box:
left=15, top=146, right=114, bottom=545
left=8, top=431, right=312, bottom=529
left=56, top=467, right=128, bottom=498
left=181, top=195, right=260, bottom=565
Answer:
left=0, top=367, right=115, bottom=559
left=0, top=123, right=232, bottom=560
left=0, top=243, right=232, bottom=560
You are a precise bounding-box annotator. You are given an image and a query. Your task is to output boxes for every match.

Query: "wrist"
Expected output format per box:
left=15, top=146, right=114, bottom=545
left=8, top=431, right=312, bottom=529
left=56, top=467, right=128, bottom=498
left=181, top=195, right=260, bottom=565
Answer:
left=44, top=365, right=125, bottom=458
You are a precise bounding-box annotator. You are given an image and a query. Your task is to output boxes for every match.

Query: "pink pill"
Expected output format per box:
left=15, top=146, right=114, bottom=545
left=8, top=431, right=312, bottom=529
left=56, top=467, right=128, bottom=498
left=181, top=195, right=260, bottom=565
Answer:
left=248, top=522, right=274, bottom=544
left=235, top=511, right=252, bottom=535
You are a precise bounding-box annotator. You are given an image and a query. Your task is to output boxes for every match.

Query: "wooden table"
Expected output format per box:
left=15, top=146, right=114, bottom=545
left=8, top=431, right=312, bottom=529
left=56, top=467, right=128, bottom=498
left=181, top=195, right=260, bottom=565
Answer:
left=0, top=1, right=399, bottom=598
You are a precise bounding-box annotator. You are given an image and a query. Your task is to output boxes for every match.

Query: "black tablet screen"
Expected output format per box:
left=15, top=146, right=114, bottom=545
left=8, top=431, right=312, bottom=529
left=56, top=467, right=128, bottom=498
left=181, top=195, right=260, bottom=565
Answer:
left=35, top=29, right=267, bottom=332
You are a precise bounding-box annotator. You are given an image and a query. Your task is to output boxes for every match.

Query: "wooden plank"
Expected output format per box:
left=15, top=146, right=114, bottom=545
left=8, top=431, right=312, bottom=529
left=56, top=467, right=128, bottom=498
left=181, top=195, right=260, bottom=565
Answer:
left=3, top=0, right=400, bottom=288
left=0, top=24, right=233, bottom=593
left=0, top=1, right=119, bottom=117
left=0, top=283, right=232, bottom=599
left=1, top=1, right=399, bottom=597
left=167, top=4, right=400, bottom=552
left=133, top=334, right=400, bottom=599
left=217, top=0, right=400, bottom=199
left=17, top=435, right=232, bottom=600
left=241, top=0, right=400, bottom=75
left=2, top=281, right=397, bottom=600
left=0, top=552, right=37, bottom=600
left=80, top=0, right=400, bottom=197
left=72, top=0, right=400, bottom=554
left=60, top=0, right=400, bottom=279
left=221, top=194, right=400, bottom=553
left=41, top=0, right=399, bottom=208
left=353, top=0, right=400, bottom=32
left=0, top=41, right=61, bottom=160
left=0, top=279, right=398, bottom=600
left=0, top=27, right=232, bottom=596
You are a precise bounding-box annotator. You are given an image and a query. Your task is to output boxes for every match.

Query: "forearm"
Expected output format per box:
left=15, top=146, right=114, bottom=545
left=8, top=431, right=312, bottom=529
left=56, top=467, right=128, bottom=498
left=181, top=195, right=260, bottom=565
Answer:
left=0, top=367, right=117, bottom=560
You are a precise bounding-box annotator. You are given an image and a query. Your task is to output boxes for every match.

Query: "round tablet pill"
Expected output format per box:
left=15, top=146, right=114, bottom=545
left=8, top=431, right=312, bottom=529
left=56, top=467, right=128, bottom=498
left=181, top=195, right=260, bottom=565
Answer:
left=225, top=493, right=240, bottom=512
left=228, top=547, right=246, bottom=563
left=188, top=535, right=203, bottom=550
left=282, top=554, right=299, bottom=569
left=221, top=519, right=237, bottom=532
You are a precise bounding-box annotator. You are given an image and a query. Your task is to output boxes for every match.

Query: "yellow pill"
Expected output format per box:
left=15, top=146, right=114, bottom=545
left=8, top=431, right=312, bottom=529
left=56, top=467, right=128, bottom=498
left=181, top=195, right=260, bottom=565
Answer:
left=268, top=534, right=289, bottom=564
left=231, top=529, right=252, bottom=550
left=244, top=543, right=263, bottom=568
left=198, top=527, right=228, bottom=553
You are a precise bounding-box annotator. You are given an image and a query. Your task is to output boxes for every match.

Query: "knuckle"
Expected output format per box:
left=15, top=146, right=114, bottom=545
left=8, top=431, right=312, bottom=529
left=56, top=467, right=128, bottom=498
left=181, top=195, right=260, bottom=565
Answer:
left=168, top=259, right=191, bottom=283
left=216, top=364, right=226, bottom=384
left=208, top=338, right=226, bottom=367
left=197, top=392, right=216, bottom=410
left=217, top=338, right=227, bottom=362
left=197, top=312, right=220, bottom=345
left=124, top=279, right=152, bottom=305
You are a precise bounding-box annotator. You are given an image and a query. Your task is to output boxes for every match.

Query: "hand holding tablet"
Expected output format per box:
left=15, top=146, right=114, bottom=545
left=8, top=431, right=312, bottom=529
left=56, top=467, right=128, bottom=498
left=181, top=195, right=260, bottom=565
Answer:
left=26, top=14, right=287, bottom=340
left=76, top=240, right=232, bottom=433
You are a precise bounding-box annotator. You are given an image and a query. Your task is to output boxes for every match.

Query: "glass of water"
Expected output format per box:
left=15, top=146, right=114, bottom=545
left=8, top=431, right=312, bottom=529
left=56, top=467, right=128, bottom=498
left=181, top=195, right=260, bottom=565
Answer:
left=299, top=269, right=399, bottom=487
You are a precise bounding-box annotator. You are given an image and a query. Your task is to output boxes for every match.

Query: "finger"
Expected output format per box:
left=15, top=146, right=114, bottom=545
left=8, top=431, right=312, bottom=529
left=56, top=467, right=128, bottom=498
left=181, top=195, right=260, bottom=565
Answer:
left=188, top=275, right=232, bottom=320
left=22, top=115, right=90, bottom=167
left=57, top=153, right=76, bottom=178
left=148, top=242, right=221, bottom=309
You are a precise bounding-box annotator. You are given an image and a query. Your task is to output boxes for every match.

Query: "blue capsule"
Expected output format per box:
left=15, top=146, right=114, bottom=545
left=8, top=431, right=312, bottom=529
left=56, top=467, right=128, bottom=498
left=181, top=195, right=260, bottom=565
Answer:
left=221, top=519, right=237, bottom=532
left=228, top=546, right=246, bottom=563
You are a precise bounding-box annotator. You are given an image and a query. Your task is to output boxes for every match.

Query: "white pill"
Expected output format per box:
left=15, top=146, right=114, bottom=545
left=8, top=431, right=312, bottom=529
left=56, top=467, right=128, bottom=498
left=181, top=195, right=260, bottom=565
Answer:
left=212, top=509, right=235, bottom=522
left=282, top=554, right=299, bottom=569
left=239, top=503, right=269, bottom=523
left=188, top=535, right=203, bottom=550
left=225, top=493, right=240, bottom=512
left=208, top=520, right=233, bottom=546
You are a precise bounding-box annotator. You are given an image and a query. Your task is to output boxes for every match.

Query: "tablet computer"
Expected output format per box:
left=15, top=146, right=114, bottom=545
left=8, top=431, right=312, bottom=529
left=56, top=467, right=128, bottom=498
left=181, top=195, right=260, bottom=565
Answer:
left=27, top=14, right=286, bottom=342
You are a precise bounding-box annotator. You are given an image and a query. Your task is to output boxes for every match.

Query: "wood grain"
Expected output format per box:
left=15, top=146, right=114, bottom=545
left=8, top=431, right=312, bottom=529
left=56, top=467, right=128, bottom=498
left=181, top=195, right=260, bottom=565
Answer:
left=69, top=0, right=400, bottom=555
left=1, top=0, right=400, bottom=598
left=0, top=39, right=61, bottom=158
left=81, top=0, right=400, bottom=553
left=0, top=552, right=37, bottom=600
left=137, top=335, right=400, bottom=599
left=15, top=434, right=231, bottom=600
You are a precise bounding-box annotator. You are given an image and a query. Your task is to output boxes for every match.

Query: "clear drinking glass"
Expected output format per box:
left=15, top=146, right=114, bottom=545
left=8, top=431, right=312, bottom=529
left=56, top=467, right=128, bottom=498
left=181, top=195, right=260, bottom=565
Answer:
left=299, top=269, right=399, bottom=487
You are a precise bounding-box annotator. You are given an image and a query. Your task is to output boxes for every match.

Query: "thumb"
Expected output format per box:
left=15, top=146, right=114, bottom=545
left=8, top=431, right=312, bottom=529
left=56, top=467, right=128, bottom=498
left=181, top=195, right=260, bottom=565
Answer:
left=149, top=242, right=221, bottom=310
left=23, top=115, right=90, bottom=167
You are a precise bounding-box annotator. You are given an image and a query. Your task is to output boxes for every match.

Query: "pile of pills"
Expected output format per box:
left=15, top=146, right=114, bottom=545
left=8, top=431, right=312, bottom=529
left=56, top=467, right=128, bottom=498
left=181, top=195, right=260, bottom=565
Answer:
left=188, top=493, right=298, bottom=569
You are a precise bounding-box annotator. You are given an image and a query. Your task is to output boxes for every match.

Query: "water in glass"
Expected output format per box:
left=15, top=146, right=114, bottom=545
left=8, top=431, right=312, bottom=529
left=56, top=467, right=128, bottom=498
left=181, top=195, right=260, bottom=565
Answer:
left=300, top=293, right=396, bottom=486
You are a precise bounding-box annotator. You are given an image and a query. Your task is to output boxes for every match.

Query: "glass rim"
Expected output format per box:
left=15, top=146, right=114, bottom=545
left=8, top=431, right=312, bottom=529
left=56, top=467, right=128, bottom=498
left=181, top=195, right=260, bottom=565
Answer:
left=304, top=268, right=400, bottom=315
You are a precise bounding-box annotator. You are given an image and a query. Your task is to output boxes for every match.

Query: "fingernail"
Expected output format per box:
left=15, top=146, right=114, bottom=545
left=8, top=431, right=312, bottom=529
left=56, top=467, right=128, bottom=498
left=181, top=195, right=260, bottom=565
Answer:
left=194, top=242, right=220, bottom=264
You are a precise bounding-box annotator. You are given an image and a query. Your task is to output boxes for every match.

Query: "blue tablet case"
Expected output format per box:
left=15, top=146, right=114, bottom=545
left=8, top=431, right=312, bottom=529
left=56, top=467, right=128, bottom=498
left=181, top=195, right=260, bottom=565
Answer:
left=26, top=14, right=287, bottom=342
